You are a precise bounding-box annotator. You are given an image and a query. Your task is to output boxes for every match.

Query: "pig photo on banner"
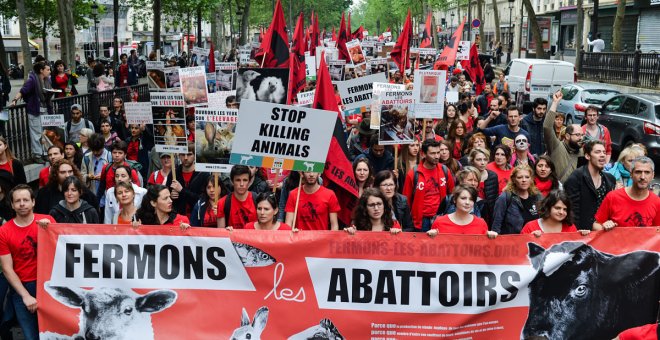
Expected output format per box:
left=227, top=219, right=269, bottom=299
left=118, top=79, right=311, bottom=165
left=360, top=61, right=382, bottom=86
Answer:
left=151, top=92, right=187, bottom=153
left=179, top=66, right=209, bottom=107
left=378, top=90, right=415, bottom=145
left=165, top=67, right=181, bottom=90
left=412, top=69, right=447, bottom=119
left=216, top=62, right=237, bottom=91
left=235, top=68, right=289, bottom=104
left=195, top=108, right=238, bottom=172
left=146, top=61, right=166, bottom=90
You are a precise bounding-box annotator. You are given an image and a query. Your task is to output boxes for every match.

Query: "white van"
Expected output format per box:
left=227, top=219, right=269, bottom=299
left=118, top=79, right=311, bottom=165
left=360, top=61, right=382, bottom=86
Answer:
left=505, top=59, right=576, bottom=104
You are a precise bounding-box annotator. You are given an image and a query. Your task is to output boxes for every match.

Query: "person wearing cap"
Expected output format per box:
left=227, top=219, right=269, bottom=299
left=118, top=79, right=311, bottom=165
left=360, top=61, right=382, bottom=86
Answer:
left=148, top=153, right=172, bottom=186
left=348, top=118, right=377, bottom=161
left=64, top=104, right=94, bottom=144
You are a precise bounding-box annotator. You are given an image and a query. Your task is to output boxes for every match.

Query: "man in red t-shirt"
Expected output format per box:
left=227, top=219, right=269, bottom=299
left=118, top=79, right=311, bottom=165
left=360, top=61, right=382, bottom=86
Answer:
left=0, top=185, right=55, bottom=340
left=616, top=323, right=659, bottom=340
left=285, top=172, right=340, bottom=231
left=217, top=165, right=257, bottom=229
left=38, top=145, right=64, bottom=188
left=403, top=139, right=455, bottom=231
left=98, top=140, right=141, bottom=192
left=594, top=156, right=660, bottom=230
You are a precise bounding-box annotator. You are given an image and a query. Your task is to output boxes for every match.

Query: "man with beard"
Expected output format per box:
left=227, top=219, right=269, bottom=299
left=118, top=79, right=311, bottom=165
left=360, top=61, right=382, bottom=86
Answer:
left=166, top=143, right=204, bottom=216
left=38, top=145, right=64, bottom=188
left=544, top=91, right=584, bottom=182
left=594, top=156, right=660, bottom=229
left=520, top=97, right=548, bottom=156
left=564, top=140, right=616, bottom=230
left=34, top=159, right=99, bottom=215
left=582, top=106, right=613, bottom=163
left=285, top=172, right=340, bottom=231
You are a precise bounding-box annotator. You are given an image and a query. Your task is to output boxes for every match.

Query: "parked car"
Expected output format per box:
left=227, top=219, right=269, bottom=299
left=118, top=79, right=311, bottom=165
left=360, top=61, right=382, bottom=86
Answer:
left=505, top=59, right=576, bottom=105
left=598, top=93, right=660, bottom=164
left=548, top=83, right=620, bottom=124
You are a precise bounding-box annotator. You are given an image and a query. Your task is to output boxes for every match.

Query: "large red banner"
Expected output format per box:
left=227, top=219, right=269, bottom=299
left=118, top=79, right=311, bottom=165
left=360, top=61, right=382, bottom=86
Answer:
left=38, top=226, right=660, bottom=339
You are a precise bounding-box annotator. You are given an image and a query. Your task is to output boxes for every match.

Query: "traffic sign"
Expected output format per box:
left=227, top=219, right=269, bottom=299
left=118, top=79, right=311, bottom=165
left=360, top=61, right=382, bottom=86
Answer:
left=472, top=19, right=481, bottom=28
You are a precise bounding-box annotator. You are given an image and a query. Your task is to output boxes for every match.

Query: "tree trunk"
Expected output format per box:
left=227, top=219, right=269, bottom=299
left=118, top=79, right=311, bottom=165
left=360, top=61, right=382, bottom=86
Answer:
left=186, top=11, right=191, bottom=58
left=65, top=0, right=76, bottom=68
left=0, top=27, right=7, bottom=67
left=113, top=0, right=119, bottom=65
left=523, top=0, right=545, bottom=58
left=239, top=0, right=250, bottom=46
left=491, top=0, right=500, bottom=48
left=478, top=0, right=485, bottom=50
left=575, top=0, right=583, bottom=73
left=153, top=0, right=161, bottom=59
left=196, top=7, right=202, bottom=47
left=612, top=0, right=625, bottom=52
left=42, top=10, right=49, bottom=61
left=16, top=0, right=31, bottom=80
left=56, top=0, right=68, bottom=64
left=229, top=0, right=234, bottom=48
left=592, top=0, right=599, bottom=38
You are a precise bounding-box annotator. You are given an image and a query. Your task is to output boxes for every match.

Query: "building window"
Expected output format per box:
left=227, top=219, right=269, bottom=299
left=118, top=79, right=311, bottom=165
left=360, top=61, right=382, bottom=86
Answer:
left=0, top=16, right=10, bottom=36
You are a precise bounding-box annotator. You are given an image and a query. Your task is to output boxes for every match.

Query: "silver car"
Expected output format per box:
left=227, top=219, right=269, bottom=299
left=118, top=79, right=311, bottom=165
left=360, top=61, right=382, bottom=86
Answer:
left=548, top=83, right=620, bottom=124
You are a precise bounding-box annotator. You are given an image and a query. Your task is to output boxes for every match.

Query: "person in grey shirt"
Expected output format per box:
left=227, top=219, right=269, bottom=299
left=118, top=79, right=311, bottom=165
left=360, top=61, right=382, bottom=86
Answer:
left=65, top=104, right=95, bottom=143
left=86, top=57, right=97, bottom=93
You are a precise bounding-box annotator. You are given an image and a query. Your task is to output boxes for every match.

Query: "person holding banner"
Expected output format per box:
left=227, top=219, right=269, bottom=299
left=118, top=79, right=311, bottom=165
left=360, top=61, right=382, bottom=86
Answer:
left=373, top=170, right=413, bottom=231
left=135, top=184, right=190, bottom=228
left=345, top=188, right=401, bottom=235
left=49, top=176, right=99, bottom=224
left=491, top=164, right=543, bottom=236
left=217, top=165, right=258, bottom=230
left=245, top=193, right=293, bottom=231
left=191, top=174, right=225, bottom=228
left=285, top=172, right=340, bottom=231
left=109, top=181, right=140, bottom=225
left=521, top=190, right=587, bottom=236
left=0, top=184, right=55, bottom=340
left=428, top=185, right=492, bottom=237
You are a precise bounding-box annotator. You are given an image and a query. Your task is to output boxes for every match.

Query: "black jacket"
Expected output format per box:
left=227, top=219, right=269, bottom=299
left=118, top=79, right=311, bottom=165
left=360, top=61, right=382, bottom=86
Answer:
left=482, top=169, right=500, bottom=225
left=166, top=166, right=205, bottom=215
left=564, top=166, right=616, bottom=230
left=49, top=199, right=100, bottom=224
left=392, top=193, right=413, bottom=231
left=35, top=184, right=99, bottom=215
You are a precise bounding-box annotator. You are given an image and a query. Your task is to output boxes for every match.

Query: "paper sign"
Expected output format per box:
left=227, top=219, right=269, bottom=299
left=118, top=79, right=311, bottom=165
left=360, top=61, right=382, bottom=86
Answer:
left=179, top=66, right=209, bottom=107
left=146, top=61, right=166, bottom=90
left=296, top=90, right=315, bottom=107
left=216, top=62, right=237, bottom=91
left=370, top=82, right=406, bottom=129
left=195, top=108, right=238, bottom=172
left=337, top=73, right=387, bottom=110
left=151, top=92, right=188, bottom=153
left=457, top=41, right=471, bottom=60
left=40, top=114, right=65, bottom=127
left=305, top=55, right=317, bottom=81
left=208, top=91, right=236, bottom=109
left=378, top=90, right=415, bottom=145
left=124, top=102, right=153, bottom=124
left=329, top=60, right=346, bottom=82
left=412, top=69, right=447, bottom=119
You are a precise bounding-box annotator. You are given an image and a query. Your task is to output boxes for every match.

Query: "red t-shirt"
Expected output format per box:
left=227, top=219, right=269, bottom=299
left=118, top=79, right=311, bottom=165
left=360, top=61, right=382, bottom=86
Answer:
left=0, top=161, right=11, bottom=175
left=216, top=193, right=257, bottom=229
left=244, top=222, right=292, bottom=230
left=594, top=188, right=660, bottom=227
left=402, top=164, right=455, bottom=229
left=521, top=219, right=577, bottom=234
left=618, top=324, right=658, bottom=340
left=39, top=166, right=50, bottom=188
left=200, top=204, right=217, bottom=228
left=102, top=163, right=141, bottom=190
left=119, top=64, right=129, bottom=85
left=147, top=170, right=169, bottom=186
left=486, top=162, right=512, bottom=194
left=126, top=140, right=139, bottom=161
left=181, top=171, right=194, bottom=187
left=477, top=181, right=486, bottom=199
left=285, top=186, right=340, bottom=231
left=0, top=214, right=56, bottom=282
left=163, top=214, right=189, bottom=226
left=535, top=177, right=553, bottom=197
left=431, top=215, right=488, bottom=235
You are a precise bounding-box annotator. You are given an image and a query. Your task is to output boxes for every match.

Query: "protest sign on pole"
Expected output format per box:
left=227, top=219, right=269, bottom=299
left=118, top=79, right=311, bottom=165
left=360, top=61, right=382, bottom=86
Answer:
left=412, top=69, right=447, bottom=119
left=190, top=47, right=210, bottom=67
left=418, top=48, right=438, bottom=67
left=296, top=90, right=315, bottom=107
left=165, top=67, right=181, bottom=90
left=40, top=114, right=65, bottom=127
left=151, top=92, right=187, bottom=153
left=370, top=82, right=406, bottom=129
left=146, top=61, right=166, bottom=90
left=208, top=91, right=236, bottom=109
left=235, top=68, right=289, bottom=104
left=368, top=58, right=388, bottom=75
left=238, top=49, right=251, bottom=66
left=378, top=90, right=415, bottom=145
left=195, top=108, right=238, bottom=172
left=336, top=72, right=387, bottom=110
left=206, top=73, right=217, bottom=94
left=457, top=41, right=471, bottom=60
left=346, top=39, right=366, bottom=67
left=179, top=66, right=209, bottom=107
left=361, top=40, right=375, bottom=58
left=124, top=102, right=153, bottom=125
left=328, top=60, right=346, bottom=82
left=216, top=62, right=237, bottom=91
left=229, top=100, right=335, bottom=172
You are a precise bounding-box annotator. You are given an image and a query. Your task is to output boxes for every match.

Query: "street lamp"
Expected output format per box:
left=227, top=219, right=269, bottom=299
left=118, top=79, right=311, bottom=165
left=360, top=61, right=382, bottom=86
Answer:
left=91, top=2, right=99, bottom=58
left=507, top=0, right=514, bottom=63
left=451, top=12, right=455, bottom=36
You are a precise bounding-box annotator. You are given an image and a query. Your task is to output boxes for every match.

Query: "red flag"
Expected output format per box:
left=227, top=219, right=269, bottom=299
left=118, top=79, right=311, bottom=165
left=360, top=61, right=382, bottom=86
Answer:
left=255, top=0, right=289, bottom=68
left=420, top=12, right=433, bottom=48
left=310, top=12, right=320, bottom=56
left=313, top=53, right=358, bottom=226
left=347, top=12, right=352, bottom=40
left=434, top=18, right=466, bottom=70
left=390, top=10, right=413, bottom=73
left=352, top=25, right=365, bottom=41
left=291, top=13, right=305, bottom=57
left=288, top=13, right=307, bottom=104
left=208, top=42, right=216, bottom=73
left=378, top=27, right=391, bottom=41
left=461, top=42, right=486, bottom=94
left=336, top=13, right=350, bottom=62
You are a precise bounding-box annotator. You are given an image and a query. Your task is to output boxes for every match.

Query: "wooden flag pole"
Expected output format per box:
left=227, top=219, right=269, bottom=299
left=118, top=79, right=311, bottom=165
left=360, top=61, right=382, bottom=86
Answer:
left=394, top=146, right=398, bottom=172
left=214, top=173, right=220, bottom=204
left=422, top=119, right=428, bottom=141
left=260, top=51, right=267, bottom=68
left=291, top=175, right=303, bottom=230
left=170, top=153, right=177, bottom=182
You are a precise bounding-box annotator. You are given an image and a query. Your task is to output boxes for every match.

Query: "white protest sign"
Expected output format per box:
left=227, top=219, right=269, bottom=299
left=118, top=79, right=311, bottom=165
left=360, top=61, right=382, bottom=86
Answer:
left=238, top=49, right=251, bottom=65
left=40, top=114, right=65, bottom=127
left=229, top=100, right=336, bottom=172
left=208, top=91, right=236, bottom=109
left=151, top=92, right=188, bottom=153
left=378, top=90, right=415, bottom=145
left=446, top=91, right=459, bottom=104
left=195, top=108, right=238, bottom=173
left=457, top=41, right=471, bottom=60
left=124, top=102, right=153, bottom=124
left=297, top=90, right=315, bottom=107
left=179, top=66, right=209, bottom=107
left=412, top=69, right=447, bottom=119
left=146, top=61, right=166, bottom=90
left=370, top=82, right=405, bottom=129
left=337, top=72, right=387, bottom=110
left=305, top=55, right=317, bottom=81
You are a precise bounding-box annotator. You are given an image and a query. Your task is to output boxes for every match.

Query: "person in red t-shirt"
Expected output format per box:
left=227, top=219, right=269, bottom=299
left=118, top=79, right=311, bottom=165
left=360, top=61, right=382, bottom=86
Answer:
left=402, top=139, right=455, bottom=231
left=135, top=184, right=190, bottom=228
left=345, top=188, right=401, bottom=235
left=594, top=156, right=660, bottom=230
left=616, top=323, right=659, bottom=340
left=39, top=146, right=64, bottom=188
left=244, top=193, right=293, bottom=231
left=0, top=137, right=27, bottom=185
left=0, top=185, right=55, bottom=340
left=148, top=154, right=172, bottom=186
left=99, top=141, right=141, bottom=192
left=285, top=172, right=340, bottom=231
left=429, top=185, right=494, bottom=237
left=217, top=165, right=257, bottom=229
left=521, top=190, right=590, bottom=236
left=486, top=144, right=513, bottom=194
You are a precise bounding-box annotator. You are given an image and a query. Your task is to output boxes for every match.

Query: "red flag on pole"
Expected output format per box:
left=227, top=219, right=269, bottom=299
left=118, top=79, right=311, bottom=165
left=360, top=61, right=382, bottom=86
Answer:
left=461, top=42, right=486, bottom=95
left=313, top=53, right=359, bottom=226
left=288, top=13, right=307, bottom=104
left=336, top=13, right=351, bottom=62
left=255, top=0, right=289, bottom=68
left=208, top=42, right=216, bottom=73
left=347, top=12, right=352, bottom=40
left=390, top=10, right=413, bottom=73
left=378, top=27, right=391, bottom=41
left=352, top=25, right=365, bottom=41
left=310, top=12, right=320, bottom=55
left=291, top=13, right=305, bottom=57
left=434, top=18, right=466, bottom=70
left=420, top=12, right=433, bottom=48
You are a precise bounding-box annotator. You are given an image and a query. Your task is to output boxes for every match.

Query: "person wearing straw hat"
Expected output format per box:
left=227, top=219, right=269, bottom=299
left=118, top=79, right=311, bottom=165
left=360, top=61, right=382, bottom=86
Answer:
left=348, top=118, right=377, bottom=161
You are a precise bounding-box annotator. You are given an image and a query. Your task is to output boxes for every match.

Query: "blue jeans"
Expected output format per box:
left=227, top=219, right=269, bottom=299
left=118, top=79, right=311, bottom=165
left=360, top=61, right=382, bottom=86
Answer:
left=9, top=281, right=38, bottom=340
left=421, top=217, right=433, bottom=232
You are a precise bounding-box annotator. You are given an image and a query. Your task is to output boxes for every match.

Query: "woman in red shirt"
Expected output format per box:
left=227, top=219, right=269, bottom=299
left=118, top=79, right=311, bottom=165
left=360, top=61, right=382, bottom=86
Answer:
left=244, top=193, right=293, bottom=230
left=50, top=60, right=77, bottom=98
left=345, top=188, right=402, bottom=234
left=521, top=190, right=590, bottom=237
left=486, top=144, right=513, bottom=194
left=534, top=155, right=561, bottom=197
left=447, top=120, right=467, bottom=160
left=0, top=136, right=26, bottom=185
left=135, top=184, right=190, bottom=228
left=429, top=185, right=496, bottom=238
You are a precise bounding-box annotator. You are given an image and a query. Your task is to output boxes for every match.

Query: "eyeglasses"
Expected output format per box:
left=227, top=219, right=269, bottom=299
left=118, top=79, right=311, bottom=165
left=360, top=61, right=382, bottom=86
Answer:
left=379, top=183, right=395, bottom=188
left=367, top=202, right=384, bottom=208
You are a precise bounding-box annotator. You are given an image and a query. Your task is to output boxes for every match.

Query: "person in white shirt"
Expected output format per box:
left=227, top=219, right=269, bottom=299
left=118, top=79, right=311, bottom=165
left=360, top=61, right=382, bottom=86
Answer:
left=587, top=33, right=605, bottom=53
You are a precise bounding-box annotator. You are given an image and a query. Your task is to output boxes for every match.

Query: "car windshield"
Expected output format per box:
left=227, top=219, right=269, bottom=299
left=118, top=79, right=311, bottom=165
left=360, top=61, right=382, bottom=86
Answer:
left=582, top=90, right=619, bottom=104
left=656, top=105, right=660, bottom=120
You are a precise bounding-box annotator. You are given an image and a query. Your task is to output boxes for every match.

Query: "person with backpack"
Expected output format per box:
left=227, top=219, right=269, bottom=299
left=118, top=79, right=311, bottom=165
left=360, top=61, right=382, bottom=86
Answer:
left=402, top=139, right=455, bottom=231
left=491, top=164, right=543, bottom=235
left=81, top=133, right=112, bottom=196
left=217, top=165, right=258, bottom=229
left=97, top=140, right=142, bottom=200
left=125, top=124, right=154, bottom=180
left=64, top=104, right=95, bottom=143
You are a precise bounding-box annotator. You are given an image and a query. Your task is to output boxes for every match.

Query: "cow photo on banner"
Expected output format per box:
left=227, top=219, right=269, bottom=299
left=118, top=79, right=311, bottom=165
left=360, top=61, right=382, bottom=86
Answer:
left=146, top=61, right=166, bottom=90
left=37, top=226, right=659, bottom=339
left=195, top=108, right=237, bottom=172
left=216, top=62, right=237, bottom=91
left=179, top=66, right=209, bottom=107
left=378, top=90, right=415, bottom=145
left=151, top=92, right=188, bottom=153
left=235, top=68, right=289, bottom=104
left=412, top=69, right=447, bottom=119
left=328, top=60, right=346, bottom=82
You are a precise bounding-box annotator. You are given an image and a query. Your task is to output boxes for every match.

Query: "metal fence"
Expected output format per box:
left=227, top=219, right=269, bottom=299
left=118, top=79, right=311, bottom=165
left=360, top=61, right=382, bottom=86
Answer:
left=579, top=50, right=660, bottom=88
left=3, top=84, right=150, bottom=162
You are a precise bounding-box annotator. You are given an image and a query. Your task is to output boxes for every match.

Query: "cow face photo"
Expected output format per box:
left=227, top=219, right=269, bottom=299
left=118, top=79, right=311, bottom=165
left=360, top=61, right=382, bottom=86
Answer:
left=235, top=68, right=289, bottom=104
left=522, top=242, right=660, bottom=340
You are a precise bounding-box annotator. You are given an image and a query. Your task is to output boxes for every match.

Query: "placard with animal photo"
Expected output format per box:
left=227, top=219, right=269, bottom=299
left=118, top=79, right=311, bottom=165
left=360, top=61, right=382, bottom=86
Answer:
left=418, top=48, right=438, bottom=68
left=369, top=58, right=388, bottom=75
left=346, top=39, right=366, bottom=67
left=179, top=66, right=209, bottom=107
left=328, top=60, right=346, bottom=82
left=412, top=69, right=447, bottom=119
left=190, top=47, right=210, bottom=67
left=370, top=82, right=405, bottom=129
left=195, top=108, right=238, bottom=172
left=378, top=90, right=415, bottom=145
left=345, top=64, right=367, bottom=80
left=165, top=67, right=180, bottom=90
left=235, top=68, right=289, bottom=104
left=361, top=40, right=375, bottom=58
left=457, top=41, right=470, bottom=60
left=216, top=62, right=237, bottom=91
left=206, top=73, right=217, bottom=94
left=146, top=61, right=166, bottom=90
left=151, top=92, right=188, bottom=153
